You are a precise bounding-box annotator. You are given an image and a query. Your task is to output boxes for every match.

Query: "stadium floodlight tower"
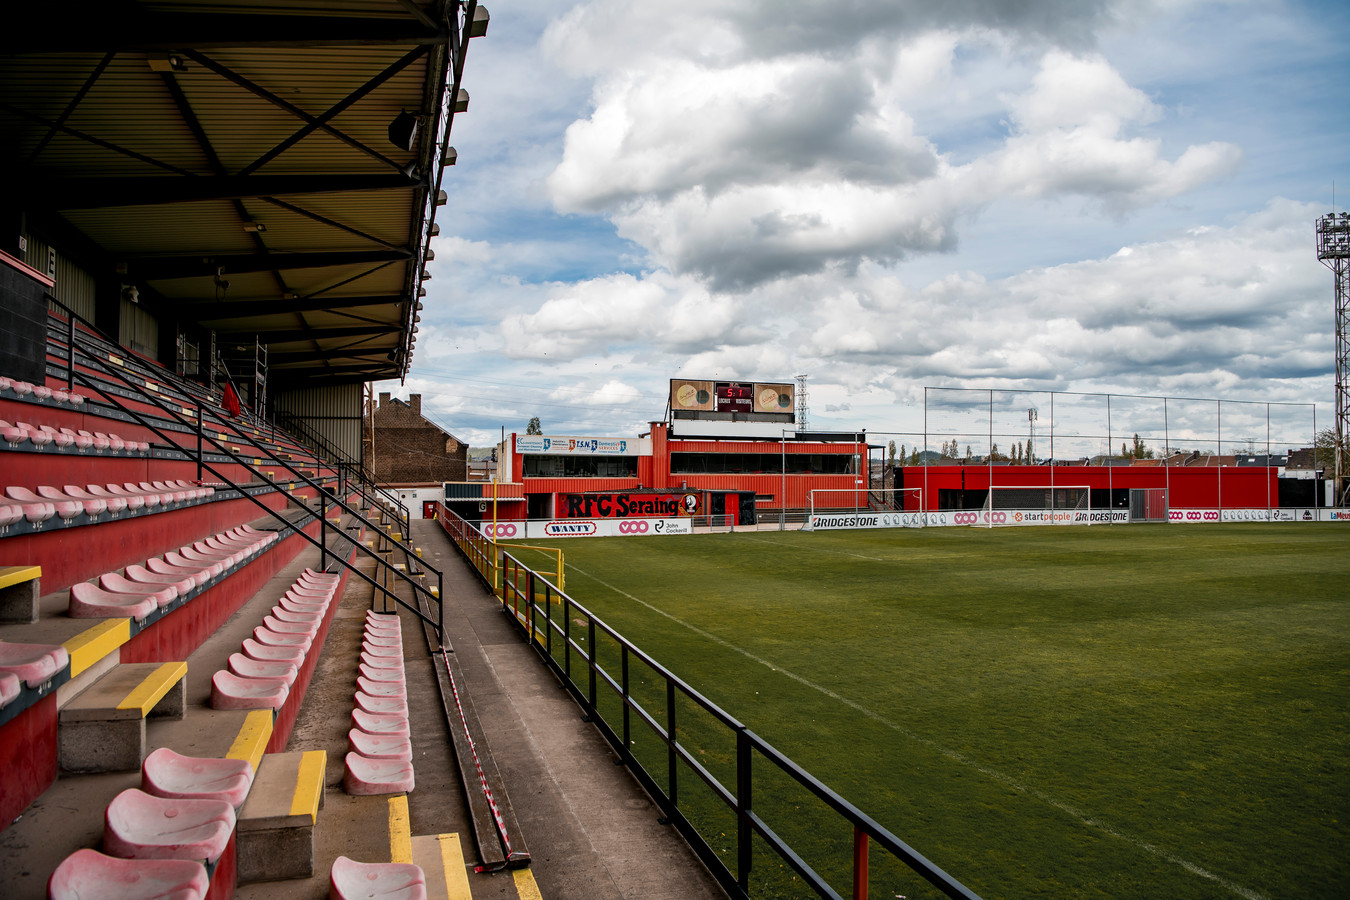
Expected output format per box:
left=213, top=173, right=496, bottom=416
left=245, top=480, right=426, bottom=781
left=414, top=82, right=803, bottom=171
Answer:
left=1317, top=211, right=1350, bottom=503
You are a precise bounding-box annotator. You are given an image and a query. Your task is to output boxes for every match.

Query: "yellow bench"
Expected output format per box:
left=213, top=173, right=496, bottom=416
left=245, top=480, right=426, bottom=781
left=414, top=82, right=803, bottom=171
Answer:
left=59, top=661, right=187, bottom=772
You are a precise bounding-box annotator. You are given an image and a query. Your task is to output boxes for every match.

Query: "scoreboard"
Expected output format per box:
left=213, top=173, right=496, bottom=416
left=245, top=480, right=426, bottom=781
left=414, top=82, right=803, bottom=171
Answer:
left=670, top=379, right=794, bottom=419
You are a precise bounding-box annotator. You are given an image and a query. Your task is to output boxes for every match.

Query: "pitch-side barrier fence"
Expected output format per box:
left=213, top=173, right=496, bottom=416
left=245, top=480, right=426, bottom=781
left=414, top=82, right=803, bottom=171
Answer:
left=436, top=505, right=980, bottom=900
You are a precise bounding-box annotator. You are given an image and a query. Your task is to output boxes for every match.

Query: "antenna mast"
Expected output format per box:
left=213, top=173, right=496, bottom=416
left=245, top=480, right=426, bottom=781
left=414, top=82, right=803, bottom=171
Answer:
left=1316, top=210, right=1350, bottom=504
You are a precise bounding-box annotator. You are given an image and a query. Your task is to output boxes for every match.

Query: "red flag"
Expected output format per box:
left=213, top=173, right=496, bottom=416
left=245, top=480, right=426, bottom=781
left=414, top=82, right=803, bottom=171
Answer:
left=222, top=381, right=241, bottom=418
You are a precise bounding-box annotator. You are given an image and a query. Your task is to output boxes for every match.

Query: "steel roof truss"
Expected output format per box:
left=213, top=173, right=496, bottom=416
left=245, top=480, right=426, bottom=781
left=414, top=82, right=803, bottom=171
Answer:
left=182, top=49, right=416, bottom=176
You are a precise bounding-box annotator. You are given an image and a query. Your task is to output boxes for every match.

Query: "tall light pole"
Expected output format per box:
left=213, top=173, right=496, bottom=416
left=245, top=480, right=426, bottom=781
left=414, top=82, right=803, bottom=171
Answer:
left=1316, top=212, right=1350, bottom=504
left=1027, top=407, right=1038, bottom=465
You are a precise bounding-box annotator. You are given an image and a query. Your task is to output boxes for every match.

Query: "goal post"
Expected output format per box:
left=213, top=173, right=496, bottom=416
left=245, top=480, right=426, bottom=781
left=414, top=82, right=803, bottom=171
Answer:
left=806, top=487, right=925, bottom=530
left=979, top=485, right=1091, bottom=527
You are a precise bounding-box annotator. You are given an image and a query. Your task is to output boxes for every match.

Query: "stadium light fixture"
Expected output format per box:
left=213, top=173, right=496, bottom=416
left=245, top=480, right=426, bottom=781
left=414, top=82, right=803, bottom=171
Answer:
left=388, top=110, right=421, bottom=152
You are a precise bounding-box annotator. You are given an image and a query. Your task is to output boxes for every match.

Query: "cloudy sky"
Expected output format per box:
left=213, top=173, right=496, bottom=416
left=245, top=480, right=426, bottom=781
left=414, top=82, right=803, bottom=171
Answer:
left=382, top=0, right=1348, bottom=454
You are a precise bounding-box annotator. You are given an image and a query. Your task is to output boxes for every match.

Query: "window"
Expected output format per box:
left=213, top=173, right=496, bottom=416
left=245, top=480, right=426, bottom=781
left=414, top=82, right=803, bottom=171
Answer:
left=523, top=455, right=638, bottom=477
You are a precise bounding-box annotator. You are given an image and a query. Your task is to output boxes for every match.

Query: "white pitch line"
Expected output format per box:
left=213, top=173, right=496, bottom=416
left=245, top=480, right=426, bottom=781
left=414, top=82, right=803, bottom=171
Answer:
left=568, top=564, right=1269, bottom=900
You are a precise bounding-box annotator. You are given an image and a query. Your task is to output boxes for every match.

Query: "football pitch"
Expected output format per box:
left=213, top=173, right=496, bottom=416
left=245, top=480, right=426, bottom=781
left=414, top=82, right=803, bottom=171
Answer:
left=504, top=524, right=1349, bottom=899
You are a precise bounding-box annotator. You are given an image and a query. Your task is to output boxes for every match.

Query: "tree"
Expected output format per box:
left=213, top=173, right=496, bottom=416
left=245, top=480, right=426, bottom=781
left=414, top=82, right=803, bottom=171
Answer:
left=888, top=440, right=896, bottom=465
left=1124, top=433, right=1154, bottom=460
left=526, top=417, right=542, bottom=435
left=1314, top=427, right=1337, bottom=473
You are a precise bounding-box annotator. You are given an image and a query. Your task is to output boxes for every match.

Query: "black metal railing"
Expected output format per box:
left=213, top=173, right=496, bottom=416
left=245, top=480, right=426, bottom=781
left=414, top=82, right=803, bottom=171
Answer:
left=43, top=301, right=446, bottom=640
left=437, top=506, right=980, bottom=900
left=272, top=409, right=412, bottom=539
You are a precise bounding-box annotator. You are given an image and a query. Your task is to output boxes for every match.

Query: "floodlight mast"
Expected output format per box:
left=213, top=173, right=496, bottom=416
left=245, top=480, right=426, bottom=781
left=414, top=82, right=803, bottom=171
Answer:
left=1316, top=212, right=1350, bottom=503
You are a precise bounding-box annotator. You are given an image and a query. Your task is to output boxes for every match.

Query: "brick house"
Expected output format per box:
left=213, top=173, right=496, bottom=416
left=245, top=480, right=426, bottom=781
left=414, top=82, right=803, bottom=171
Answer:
left=364, top=392, right=468, bottom=485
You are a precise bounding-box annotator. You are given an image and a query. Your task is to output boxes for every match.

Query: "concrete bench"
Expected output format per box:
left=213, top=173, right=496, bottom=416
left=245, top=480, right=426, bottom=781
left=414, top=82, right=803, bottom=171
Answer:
left=59, top=661, right=187, bottom=772
left=0, top=564, right=41, bottom=623
left=237, top=749, right=327, bottom=883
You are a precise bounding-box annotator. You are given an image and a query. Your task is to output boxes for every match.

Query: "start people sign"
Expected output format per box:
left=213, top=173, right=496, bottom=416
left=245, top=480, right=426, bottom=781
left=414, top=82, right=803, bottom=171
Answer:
left=556, top=492, right=700, bottom=519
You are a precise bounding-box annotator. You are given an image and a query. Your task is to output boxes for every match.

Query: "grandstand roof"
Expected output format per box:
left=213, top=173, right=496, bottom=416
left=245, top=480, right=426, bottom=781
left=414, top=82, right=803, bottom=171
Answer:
left=1, top=0, right=482, bottom=388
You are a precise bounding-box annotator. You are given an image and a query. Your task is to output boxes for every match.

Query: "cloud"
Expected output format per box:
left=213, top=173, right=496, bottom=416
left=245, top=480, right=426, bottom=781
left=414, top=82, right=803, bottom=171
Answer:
left=546, top=6, right=1242, bottom=290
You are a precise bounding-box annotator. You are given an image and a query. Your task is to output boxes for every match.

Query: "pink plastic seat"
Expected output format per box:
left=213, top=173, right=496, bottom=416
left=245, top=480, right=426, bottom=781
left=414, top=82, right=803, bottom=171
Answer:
left=151, top=481, right=188, bottom=502
left=0, top=641, right=70, bottom=688
left=141, top=747, right=254, bottom=809
left=95, top=484, right=145, bottom=511
left=209, top=670, right=290, bottom=710
left=365, top=625, right=401, bottom=642
left=32, top=384, right=53, bottom=400
left=25, top=485, right=81, bottom=520
left=69, top=582, right=158, bottom=620
left=0, top=672, right=20, bottom=708
left=261, top=614, right=318, bottom=637
left=110, top=481, right=156, bottom=506
left=358, top=662, right=403, bottom=683
left=228, top=652, right=298, bottom=683
left=347, top=729, right=412, bottom=761
left=67, top=484, right=124, bottom=514
left=329, top=856, right=425, bottom=900
left=0, top=419, right=27, bottom=445
left=0, top=502, right=25, bottom=528
left=286, top=587, right=332, bottom=604
left=181, top=545, right=236, bottom=568
left=40, top=425, right=75, bottom=448
left=252, top=627, right=311, bottom=651
left=60, top=427, right=95, bottom=449
left=363, top=634, right=402, bottom=651
left=38, top=484, right=106, bottom=517
left=145, top=557, right=212, bottom=588
left=99, top=432, right=126, bottom=452
left=81, top=431, right=111, bottom=451
left=360, top=642, right=401, bottom=660
left=103, top=789, right=235, bottom=863
left=356, top=677, right=406, bottom=699
left=342, top=754, right=416, bottom=797
left=4, top=487, right=57, bottom=522
left=126, top=482, right=164, bottom=505
left=165, top=549, right=224, bottom=578
left=353, top=692, right=408, bottom=717
left=351, top=709, right=409, bottom=736
left=9, top=380, right=34, bottom=397
left=48, top=848, right=209, bottom=900
left=98, top=572, right=177, bottom=608
left=124, top=564, right=196, bottom=598
left=302, top=568, right=339, bottom=584
left=279, top=595, right=328, bottom=614
left=271, top=606, right=324, bottom=624
left=240, top=638, right=304, bottom=665
left=20, top=422, right=52, bottom=447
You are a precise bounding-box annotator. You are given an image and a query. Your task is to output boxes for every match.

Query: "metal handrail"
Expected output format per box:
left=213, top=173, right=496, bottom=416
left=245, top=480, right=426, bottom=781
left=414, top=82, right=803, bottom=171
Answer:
left=436, top=506, right=981, bottom=900
left=43, top=301, right=446, bottom=639
left=271, top=409, right=412, bottom=537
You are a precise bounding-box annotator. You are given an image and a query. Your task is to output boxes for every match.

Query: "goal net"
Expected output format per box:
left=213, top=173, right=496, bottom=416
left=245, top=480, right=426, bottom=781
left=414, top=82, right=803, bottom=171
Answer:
left=979, top=485, right=1090, bottom=526
left=806, top=488, right=925, bottom=530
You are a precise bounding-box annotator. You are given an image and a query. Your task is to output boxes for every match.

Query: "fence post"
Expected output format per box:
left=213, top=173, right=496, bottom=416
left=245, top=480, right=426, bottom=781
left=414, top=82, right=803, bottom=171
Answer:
left=65, top=315, right=75, bottom=391
left=320, top=489, right=328, bottom=572
left=666, top=679, right=677, bottom=810
left=620, top=645, right=631, bottom=765
left=736, top=729, right=752, bottom=892
left=853, top=826, right=869, bottom=900
left=196, top=403, right=204, bottom=483
left=586, top=618, right=598, bottom=719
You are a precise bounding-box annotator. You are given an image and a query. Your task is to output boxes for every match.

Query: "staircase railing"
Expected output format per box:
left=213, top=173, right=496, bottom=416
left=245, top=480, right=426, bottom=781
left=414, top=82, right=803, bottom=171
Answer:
left=272, top=409, right=411, bottom=538
left=45, top=299, right=447, bottom=643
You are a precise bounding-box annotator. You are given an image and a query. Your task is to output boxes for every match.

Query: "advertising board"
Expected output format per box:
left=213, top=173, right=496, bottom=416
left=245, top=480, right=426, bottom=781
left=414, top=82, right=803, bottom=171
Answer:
left=555, top=492, right=700, bottom=519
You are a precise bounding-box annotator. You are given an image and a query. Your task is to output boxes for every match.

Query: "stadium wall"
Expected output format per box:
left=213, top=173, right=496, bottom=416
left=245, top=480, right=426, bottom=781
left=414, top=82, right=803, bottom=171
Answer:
left=898, top=464, right=1281, bottom=509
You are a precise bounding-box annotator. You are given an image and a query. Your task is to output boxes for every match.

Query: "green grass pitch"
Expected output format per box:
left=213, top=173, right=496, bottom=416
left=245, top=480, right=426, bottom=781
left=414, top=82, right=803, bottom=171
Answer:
left=505, top=524, right=1349, bottom=899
